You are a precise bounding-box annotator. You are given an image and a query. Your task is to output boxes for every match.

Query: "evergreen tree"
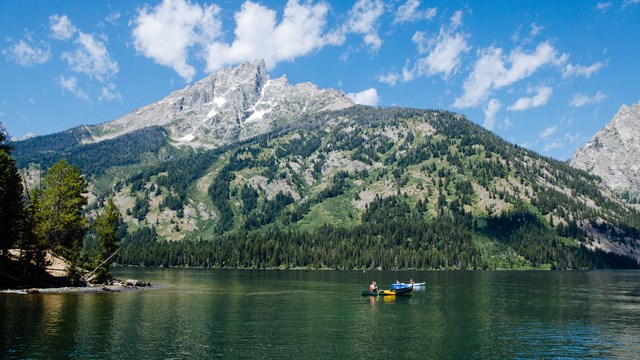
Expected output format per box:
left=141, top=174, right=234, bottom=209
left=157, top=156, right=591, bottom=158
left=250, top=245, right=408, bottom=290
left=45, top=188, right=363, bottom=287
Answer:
left=0, top=132, right=24, bottom=266
left=91, top=197, right=121, bottom=283
left=36, top=159, right=88, bottom=281
left=21, top=189, right=48, bottom=272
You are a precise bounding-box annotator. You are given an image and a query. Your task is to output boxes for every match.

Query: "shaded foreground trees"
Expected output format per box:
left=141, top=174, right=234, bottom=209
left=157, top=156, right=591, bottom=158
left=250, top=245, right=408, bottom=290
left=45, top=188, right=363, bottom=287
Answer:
left=0, top=134, right=121, bottom=287
left=91, top=198, right=121, bottom=283
left=0, top=132, right=24, bottom=270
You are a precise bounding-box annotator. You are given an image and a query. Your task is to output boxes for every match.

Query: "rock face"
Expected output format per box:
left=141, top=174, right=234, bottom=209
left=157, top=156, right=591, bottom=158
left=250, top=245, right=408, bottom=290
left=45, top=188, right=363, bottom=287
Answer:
left=93, top=59, right=353, bottom=148
left=571, top=101, right=640, bottom=193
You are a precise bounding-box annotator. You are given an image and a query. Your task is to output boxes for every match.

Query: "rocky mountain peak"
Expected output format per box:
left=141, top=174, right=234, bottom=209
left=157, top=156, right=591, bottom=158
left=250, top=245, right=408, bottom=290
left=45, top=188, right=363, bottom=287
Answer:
left=93, top=59, right=353, bottom=148
left=571, top=101, right=640, bottom=193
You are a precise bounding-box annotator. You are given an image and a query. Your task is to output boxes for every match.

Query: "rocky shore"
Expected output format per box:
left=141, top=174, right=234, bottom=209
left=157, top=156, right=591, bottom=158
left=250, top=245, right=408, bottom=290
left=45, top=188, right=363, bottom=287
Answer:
left=1, top=279, right=155, bottom=295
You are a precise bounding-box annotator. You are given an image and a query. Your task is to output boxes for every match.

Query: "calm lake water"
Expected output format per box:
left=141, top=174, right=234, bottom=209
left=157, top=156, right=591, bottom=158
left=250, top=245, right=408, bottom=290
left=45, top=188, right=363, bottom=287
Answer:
left=2, top=269, right=640, bottom=359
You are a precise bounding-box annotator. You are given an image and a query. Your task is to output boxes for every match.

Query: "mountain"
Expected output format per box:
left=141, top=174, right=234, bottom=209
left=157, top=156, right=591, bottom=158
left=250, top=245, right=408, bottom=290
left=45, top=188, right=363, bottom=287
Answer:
left=571, top=102, right=640, bottom=202
left=92, top=59, right=353, bottom=148
left=9, top=62, right=640, bottom=270
left=111, top=107, right=640, bottom=269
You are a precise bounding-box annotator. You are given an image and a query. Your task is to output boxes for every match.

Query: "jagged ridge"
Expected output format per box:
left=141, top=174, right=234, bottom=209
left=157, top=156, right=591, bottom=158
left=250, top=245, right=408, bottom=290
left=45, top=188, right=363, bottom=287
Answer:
left=92, top=59, right=353, bottom=148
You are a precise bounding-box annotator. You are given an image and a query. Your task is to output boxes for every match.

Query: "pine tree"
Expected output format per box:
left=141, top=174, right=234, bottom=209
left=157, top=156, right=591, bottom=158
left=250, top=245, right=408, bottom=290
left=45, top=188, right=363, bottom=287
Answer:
left=37, top=159, right=88, bottom=281
left=0, top=132, right=24, bottom=267
left=21, top=189, right=48, bottom=272
left=91, top=197, right=121, bottom=283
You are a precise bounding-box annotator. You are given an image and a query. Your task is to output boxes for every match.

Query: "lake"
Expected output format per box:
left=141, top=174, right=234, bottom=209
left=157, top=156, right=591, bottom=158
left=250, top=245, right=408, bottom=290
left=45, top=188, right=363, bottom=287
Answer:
left=2, top=269, right=639, bottom=359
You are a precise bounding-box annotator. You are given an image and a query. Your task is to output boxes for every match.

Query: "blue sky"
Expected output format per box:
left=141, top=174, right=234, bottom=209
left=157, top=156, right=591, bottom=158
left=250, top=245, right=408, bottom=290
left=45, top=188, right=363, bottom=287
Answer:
left=1, top=0, right=639, bottom=160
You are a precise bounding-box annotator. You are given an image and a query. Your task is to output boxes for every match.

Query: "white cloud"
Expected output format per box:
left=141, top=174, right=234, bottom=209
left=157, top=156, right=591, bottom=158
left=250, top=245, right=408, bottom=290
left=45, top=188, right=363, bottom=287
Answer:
left=394, top=0, right=437, bottom=24
left=454, top=47, right=504, bottom=108
left=449, top=10, right=463, bottom=29
left=49, top=14, right=77, bottom=40
left=58, top=75, right=88, bottom=100
left=3, top=39, right=51, bottom=66
left=106, top=11, right=121, bottom=24
left=563, top=132, right=583, bottom=144
left=21, top=133, right=37, bottom=141
left=543, top=139, right=562, bottom=152
left=507, top=85, right=553, bottom=111
left=569, top=91, right=607, bottom=108
left=378, top=72, right=399, bottom=85
left=539, top=125, right=558, bottom=139
left=344, top=0, right=385, bottom=52
left=133, top=0, right=222, bottom=82
left=99, top=82, right=122, bottom=102
left=563, top=61, right=606, bottom=79
left=347, top=87, right=379, bottom=106
left=405, top=10, right=469, bottom=81
left=205, top=0, right=339, bottom=73
left=455, top=41, right=566, bottom=108
left=596, top=2, right=613, bottom=11
left=496, top=42, right=564, bottom=87
left=61, top=32, right=118, bottom=82
left=483, top=98, right=501, bottom=130
left=528, top=23, right=544, bottom=40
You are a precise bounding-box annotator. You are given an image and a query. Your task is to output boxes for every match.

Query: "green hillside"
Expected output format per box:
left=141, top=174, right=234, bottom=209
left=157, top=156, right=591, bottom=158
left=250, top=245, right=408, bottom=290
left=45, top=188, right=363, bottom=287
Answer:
left=15, top=106, right=640, bottom=269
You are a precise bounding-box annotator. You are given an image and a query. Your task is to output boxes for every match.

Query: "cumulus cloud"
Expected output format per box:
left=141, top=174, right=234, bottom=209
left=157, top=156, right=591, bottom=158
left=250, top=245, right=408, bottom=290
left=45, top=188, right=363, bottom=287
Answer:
left=394, top=0, right=437, bottom=24
left=398, top=10, right=469, bottom=82
left=204, top=0, right=342, bottom=73
left=563, top=61, right=606, bottom=79
left=133, top=0, right=388, bottom=79
left=347, top=87, right=379, bottom=106
left=569, top=91, right=607, bottom=108
left=3, top=39, right=51, bottom=66
left=378, top=61, right=416, bottom=85
left=49, top=14, right=77, bottom=40
left=507, top=85, right=553, bottom=111
left=133, top=0, right=221, bottom=82
left=454, top=41, right=566, bottom=108
left=417, top=30, right=468, bottom=79
left=343, top=0, right=385, bottom=52
left=483, top=98, right=501, bottom=130
left=61, top=32, right=119, bottom=82
left=58, top=75, right=88, bottom=100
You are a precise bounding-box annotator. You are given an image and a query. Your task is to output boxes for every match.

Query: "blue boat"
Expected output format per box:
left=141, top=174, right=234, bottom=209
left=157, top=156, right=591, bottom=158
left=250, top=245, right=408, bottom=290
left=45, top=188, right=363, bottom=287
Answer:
left=390, top=283, right=413, bottom=294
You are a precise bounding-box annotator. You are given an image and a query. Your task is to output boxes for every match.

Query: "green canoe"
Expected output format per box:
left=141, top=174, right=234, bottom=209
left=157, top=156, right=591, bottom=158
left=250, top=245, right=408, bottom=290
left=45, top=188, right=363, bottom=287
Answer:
left=361, top=290, right=396, bottom=296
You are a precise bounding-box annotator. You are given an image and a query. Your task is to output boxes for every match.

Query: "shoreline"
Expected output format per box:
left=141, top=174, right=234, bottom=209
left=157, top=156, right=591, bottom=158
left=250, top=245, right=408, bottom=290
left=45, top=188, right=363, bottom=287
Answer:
left=1, top=279, right=159, bottom=295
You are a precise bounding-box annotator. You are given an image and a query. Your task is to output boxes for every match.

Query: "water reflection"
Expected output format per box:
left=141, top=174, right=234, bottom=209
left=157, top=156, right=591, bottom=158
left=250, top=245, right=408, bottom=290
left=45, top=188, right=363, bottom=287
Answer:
left=1, top=270, right=640, bottom=359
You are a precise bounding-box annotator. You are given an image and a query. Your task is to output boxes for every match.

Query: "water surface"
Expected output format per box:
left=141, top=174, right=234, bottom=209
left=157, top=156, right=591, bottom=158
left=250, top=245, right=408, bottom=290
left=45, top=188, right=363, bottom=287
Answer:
left=2, top=269, right=639, bottom=359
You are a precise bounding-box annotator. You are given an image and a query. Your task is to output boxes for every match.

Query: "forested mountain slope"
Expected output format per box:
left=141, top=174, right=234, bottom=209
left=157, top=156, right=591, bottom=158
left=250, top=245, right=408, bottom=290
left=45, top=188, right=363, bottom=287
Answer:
left=90, top=106, right=640, bottom=269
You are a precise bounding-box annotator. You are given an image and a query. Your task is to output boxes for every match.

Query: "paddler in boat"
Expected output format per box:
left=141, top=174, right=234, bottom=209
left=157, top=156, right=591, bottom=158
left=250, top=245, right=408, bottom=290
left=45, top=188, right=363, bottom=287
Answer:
left=370, top=281, right=378, bottom=292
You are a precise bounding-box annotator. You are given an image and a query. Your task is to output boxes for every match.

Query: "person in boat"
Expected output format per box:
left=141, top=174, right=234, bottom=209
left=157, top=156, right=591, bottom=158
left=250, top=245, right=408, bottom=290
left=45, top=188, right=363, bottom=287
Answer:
left=410, top=279, right=414, bottom=284
left=369, top=281, right=378, bottom=292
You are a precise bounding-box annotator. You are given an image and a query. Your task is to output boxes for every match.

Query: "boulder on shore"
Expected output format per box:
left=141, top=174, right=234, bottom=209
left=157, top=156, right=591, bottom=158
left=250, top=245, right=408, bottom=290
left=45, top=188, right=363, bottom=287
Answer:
left=124, top=279, right=148, bottom=287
